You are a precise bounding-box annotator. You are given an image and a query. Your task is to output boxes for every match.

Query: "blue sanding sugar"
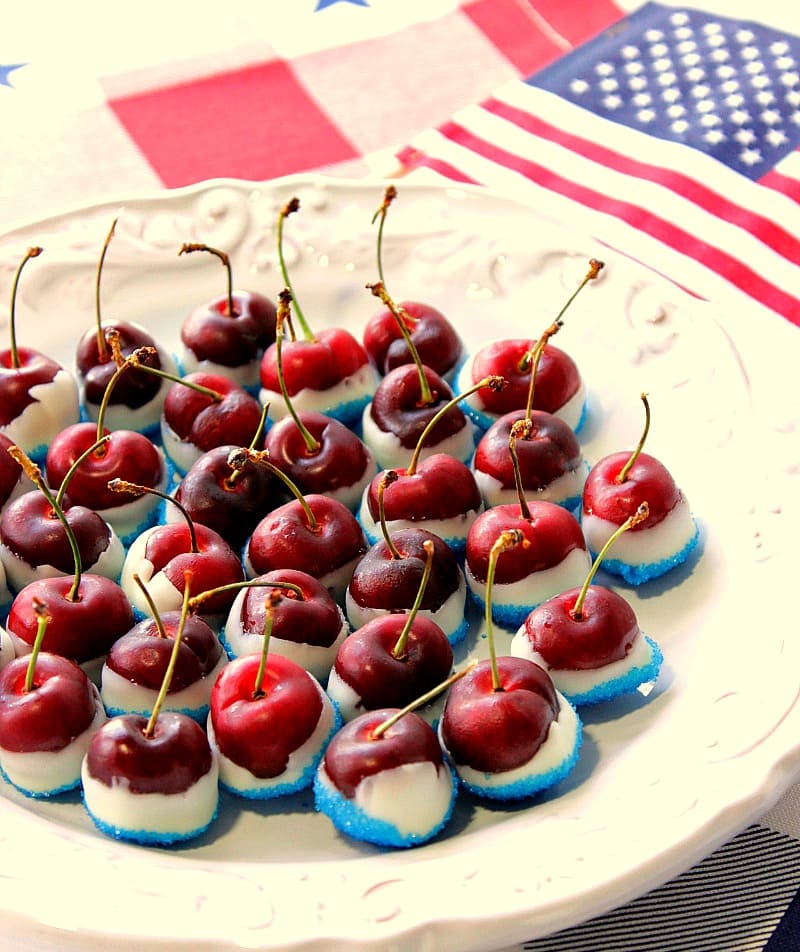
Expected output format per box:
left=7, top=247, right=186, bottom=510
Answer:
left=563, top=637, right=664, bottom=707
left=591, top=520, right=699, bottom=585
left=103, top=702, right=210, bottom=726
left=313, top=763, right=456, bottom=848
left=468, top=589, right=536, bottom=630
left=0, top=764, right=80, bottom=799
left=83, top=798, right=219, bottom=845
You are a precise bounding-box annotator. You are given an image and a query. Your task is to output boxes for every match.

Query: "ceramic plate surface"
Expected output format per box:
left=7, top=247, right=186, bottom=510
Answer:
left=0, top=175, right=797, bottom=951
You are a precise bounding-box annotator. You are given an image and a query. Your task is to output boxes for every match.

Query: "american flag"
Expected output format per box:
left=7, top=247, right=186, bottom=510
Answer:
left=397, top=2, right=800, bottom=325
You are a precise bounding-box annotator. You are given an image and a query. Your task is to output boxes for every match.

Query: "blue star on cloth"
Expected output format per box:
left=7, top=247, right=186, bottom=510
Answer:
left=529, top=2, right=800, bottom=180
left=315, top=0, right=369, bottom=10
left=0, top=63, right=25, bottom=88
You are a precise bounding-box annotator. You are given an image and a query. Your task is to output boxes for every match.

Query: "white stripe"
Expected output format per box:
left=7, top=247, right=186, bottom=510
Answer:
left=451, top=92, right=800, bottom=295
left=498, top=82, right=800, bottom=227
left=403, top=126, right=783, bottom=318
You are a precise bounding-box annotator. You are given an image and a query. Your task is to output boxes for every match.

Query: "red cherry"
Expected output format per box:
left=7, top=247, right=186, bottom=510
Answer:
left=163, top=373, right=264, bottom=452
left=76, top=322, right=164, bottom=410
left=0, top=652, right=97, bottom=752
left=582, top=451, right=681, bottom=529
left=210, top=653, right=324, bottom=778
left=364, top=300, right=463, bottom=379
left=181, top=291, right=277, bottom=369
left=440, top=656, right=559, bottom=773
left=0, top=347, right=62, bottom=425
left=364, top=453, right=481, bottom=524
left=0, top=433, right=25, bottom=507
left=260, top=326, right=369, bottom=396
left=238, top=570, right=343, bottom=649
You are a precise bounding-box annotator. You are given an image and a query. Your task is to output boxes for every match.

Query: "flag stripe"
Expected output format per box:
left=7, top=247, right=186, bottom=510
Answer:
left=485, top=94, right=800, bottom=266
left=434, top=115, right=800, bottom=319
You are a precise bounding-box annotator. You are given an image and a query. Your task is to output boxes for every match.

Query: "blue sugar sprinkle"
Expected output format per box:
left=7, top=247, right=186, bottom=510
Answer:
left=326, top=393, right=372, bottom=430
left=83, top=798, right=219, bottom=845
left=222, top=705, right=341, bottom=801
left=104, top=702, right=210, bottom=726
left=0, top=764, right=80, bottom=799
left=313, top=763, right=456, bottom=848
left=448, top=615, right=470, bottom=646
left=591, top=520, right=700, bottom=586
left=117, top=500, right=166, bottom=548
left=456, top=713, right=583, bottom=801
left=359, top=518, right=467, bottom=562
left=562, top=637, right=664, bottom=707
left=468, top=590, right=534, bottom=630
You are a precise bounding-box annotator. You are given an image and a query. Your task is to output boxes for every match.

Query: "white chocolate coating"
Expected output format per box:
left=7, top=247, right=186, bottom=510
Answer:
left=358, top=488, right=482, bottom=548
left=179, top=351, right=261, bottom=391
left=96, top=449, right=169, bottom=543
left=0, top=626, right=15, bottom=671
left=3, top=369, right=80, bottom=459
left=581, top=496, right=696, bottom=565
left=473, top=464, right=586, bottom=511
left=361, top=406, right=475, bottom=471
left=81, top=749, right=219, bottom=837
left=260, top=364, right=376, bottom=424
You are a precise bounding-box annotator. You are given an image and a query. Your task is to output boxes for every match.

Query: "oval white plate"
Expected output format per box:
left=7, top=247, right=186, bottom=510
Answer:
left=0, top=174, right=798, bottom=952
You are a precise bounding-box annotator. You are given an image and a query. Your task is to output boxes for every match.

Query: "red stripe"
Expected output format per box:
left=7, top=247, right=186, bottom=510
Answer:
left=525, top=0, right=626, bottom=47
left=436, top=119, right=800, bottom=324
left=486, top=96, right=800, bottom=268
left=760, top=168, right=800, bottom=205
left=395, top=147, right=478, bottom=185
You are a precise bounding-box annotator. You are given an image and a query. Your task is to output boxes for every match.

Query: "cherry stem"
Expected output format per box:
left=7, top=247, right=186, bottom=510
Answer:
left=376, top=470, right=401, bottom=559
left=179, top=243, right=235, bottom=318
left=367, top=281, right=433, bottom=406
left=94, top=216, right=119, bottom=361
left=485, top=530, right=526, bottom=692
left=188, top=577, right=304, bottom=612
left=370, top=660, right=478, bottom=740
left=226, top=401, right=270, bottom=491
left=95, top=335, right=155, bottom=440
left=8, top=247, right=43, bottom=370
left=24, top=600, right=50, bottom=694
left=54, top=434, right=110, bottom=510
left=131, top=573, right=168, bottom=638
left=508, top=419, right=533, bottom=522
left=524, top=320, right=561, bottom=420
left=371, top=185, right=397, bottom=291
left=253, top=591, right=282, bottom=699
left=275, top=289, right=320, bottom=454
left=144, top=571, right=192, bottom=738
left=109, top=479, right=197, bottom=554
left=131, top=359, right=222, bottom=402
left=407, top=375, right=504, bottom=475
left=517, top=257, right=604, bottom=375
left=572, top=503, right=650, bottom=619
left=617, top=393, right=651, bottom=484
left=8, top=445, right=83, bottom=602
left=391, top=539, right=434, bottom=660
left=228, top=447, right=318, bottom=531
left=277, top=198, right=314, bottom=342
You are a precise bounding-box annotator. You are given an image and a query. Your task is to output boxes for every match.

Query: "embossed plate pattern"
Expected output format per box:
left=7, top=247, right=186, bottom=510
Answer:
left=0, top=175, right=797, bottom=951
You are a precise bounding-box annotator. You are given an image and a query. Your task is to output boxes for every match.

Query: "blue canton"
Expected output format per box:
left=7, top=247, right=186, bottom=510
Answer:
left=528, top=2, right=800, bottom=180
left=315, top=0, right=369, bottom=10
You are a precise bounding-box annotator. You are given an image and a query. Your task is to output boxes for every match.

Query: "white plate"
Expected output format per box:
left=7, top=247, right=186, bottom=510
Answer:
left=0, top=175, right=798, bottom=952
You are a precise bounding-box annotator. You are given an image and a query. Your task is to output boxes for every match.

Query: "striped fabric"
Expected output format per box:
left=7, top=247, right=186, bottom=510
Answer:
left=397, top=3, right=800, bottom=326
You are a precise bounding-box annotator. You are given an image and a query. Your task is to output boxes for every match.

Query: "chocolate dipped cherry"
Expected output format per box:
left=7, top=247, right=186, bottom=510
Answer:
left=243, top=448, right=367, bottom=604
left=512, top=503, right=663, bottom=705
left=465, top=424, right=590, bottom=629
left=208, top=590, right=338, bottom=799
left=216, top=569, right=349, bottom=684
left=581, top=393, right=699, bottom=584
left=160, top=370, right=264, bottom=476
left=0, top=603, right=106, bottom=797
left=328, top=538, right=454, bottom=722
left=457, top=259, right=603, bottom=435
left=259, top=201, right=375, bottom=427
left=101, top=574, right=226, bottom=723
left=347, top=475, right=468, bottom=645
left=358, top=375, right=502, bottom=556
left=46, top=343, right=168, bottom=545
left=178, top=241, right=277, bottom=390
left=82, top=583, right=219, bottom=844
left=75, top=217, right=178, bottom=435
left=4, top=465, right=134, bottom=681
left=361, top=282, right=474, bottom=470
left=440, top=530, right=581, bottom=800
left=362, top=187, right=463, bottom=382
left=0, top=247, right=80, bottom=462
left=314, top=668, right=467, bottom=848
left=118, top=480, right=245, bottom=627
left=263, top=290, right=377, bottom=511
left=0, top=438, right=124, bottom=595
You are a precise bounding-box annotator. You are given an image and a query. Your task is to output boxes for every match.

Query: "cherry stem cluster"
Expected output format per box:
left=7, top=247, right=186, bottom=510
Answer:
left=24, top=599, right=51, bottom=694
left=485, top=529, right=527, bottom=692
left=94, top=215, right=119, bottom=361
left=188, top=577, right=304, bottom=613
left=376, top=470, right=401, bottom=558
left=8, top=246, right=43, bottom=370
left=179, top=243, right=235, bottom=318
left=275, top=288, right=320, bottom=455
left=508, top=419, right=533, bottom=522
left=144, top=571, right=192, bottom=738
left=253, top=591, right=283, bottom=699
left=132, top=572, right=169, bottom=639
left=371, top=185, right=397, bottom=292
left=228, top=447, right=318, bottom=531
